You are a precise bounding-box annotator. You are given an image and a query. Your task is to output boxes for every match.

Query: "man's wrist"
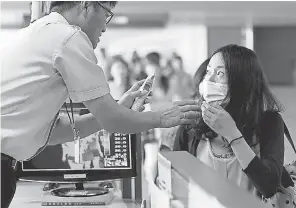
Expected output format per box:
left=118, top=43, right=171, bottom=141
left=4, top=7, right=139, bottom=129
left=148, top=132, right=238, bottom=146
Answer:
left=117, top=98, right=134, bottom=109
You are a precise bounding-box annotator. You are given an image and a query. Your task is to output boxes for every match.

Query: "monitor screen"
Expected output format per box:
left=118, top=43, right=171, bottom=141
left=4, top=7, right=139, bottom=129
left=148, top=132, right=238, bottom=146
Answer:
left=17, top=106, right=137, bottom=182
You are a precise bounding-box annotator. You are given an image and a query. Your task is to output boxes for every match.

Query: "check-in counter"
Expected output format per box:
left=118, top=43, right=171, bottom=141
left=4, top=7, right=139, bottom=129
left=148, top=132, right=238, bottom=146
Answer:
left=147, top=151, right=269, bottom=208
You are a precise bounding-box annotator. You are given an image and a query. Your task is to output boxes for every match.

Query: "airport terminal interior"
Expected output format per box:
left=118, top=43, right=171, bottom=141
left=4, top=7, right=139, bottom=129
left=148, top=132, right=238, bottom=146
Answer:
left=1, top=1, right=296, bottom=208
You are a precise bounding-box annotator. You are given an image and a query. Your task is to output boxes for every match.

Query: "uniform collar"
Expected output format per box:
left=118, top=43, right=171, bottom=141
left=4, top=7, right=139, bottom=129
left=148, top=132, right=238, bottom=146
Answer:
left=46, top=12, right=70, bottom=25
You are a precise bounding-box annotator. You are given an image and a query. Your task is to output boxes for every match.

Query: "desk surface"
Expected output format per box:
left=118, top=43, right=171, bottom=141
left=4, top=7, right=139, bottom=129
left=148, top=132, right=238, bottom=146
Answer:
left=10, top=181, right=140, bottom=208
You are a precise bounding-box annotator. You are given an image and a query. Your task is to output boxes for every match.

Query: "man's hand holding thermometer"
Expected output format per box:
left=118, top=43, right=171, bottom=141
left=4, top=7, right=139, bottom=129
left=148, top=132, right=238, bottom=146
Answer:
left=131, top=74, right=155, bottom=111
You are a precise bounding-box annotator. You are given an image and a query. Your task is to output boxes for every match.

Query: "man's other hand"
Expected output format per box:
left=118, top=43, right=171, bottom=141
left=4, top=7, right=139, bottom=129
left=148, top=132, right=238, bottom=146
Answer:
left=156, top=100, right=201, bottom=128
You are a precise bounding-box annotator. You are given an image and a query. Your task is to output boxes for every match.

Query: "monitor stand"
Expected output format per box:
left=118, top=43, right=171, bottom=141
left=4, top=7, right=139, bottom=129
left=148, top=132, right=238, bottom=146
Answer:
left=41, top=182, right=115, bottom=206
left=43, top=183, right=61, bottom=191
left=50, top=183, right=109, bottom=197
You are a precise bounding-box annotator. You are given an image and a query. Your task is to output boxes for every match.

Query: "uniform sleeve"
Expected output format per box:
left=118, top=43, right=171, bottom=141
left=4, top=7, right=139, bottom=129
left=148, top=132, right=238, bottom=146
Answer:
left=53, top=30, right=110, bottom=102
left=244, top=112, right=285, bottom=198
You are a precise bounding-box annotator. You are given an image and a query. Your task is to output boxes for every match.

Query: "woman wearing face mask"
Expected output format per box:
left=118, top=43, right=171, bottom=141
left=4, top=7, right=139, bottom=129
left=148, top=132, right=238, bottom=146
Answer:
left=173, top=44, right=294, bottom=200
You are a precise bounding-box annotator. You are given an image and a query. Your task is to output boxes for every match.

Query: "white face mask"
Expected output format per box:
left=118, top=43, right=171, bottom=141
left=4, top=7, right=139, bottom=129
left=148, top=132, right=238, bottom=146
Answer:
left=199, top=80, right=228, bottom=104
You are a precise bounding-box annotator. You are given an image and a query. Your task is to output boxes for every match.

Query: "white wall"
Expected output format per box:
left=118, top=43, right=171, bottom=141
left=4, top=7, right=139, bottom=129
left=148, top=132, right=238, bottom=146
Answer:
left=0, top=29, right=20, bottom=49
left=207, top=26, right=244, bottom=57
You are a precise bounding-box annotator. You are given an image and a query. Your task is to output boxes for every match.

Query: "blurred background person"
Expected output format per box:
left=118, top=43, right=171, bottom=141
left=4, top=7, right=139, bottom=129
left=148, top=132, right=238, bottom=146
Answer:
left=96, top=47, right=109, bottom=73
left=162, top=59, right=175, bottom=82
left=167, top=54, right=194, bottom=101
left=130, top=51, right=147, bottom=82
left=107, top=55, right=133, bottom=100
left=30, top=1, right=50, bottom=23
left=141, top=52, right=171, bottom=143
left=144, top=52, right=169, bottom=103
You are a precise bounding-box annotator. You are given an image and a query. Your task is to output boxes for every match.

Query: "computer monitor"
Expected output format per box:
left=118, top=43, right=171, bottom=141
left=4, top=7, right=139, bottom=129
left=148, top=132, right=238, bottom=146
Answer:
left=17, top=104, right=137, bottom=184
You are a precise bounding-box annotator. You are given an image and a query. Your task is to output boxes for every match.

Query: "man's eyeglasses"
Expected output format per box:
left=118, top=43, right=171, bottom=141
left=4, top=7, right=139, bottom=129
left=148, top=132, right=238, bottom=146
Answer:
left=97, top=2, right=114, bottom=24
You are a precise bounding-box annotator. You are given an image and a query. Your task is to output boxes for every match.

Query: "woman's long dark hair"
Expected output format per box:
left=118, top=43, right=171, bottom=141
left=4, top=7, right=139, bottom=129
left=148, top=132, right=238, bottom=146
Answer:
left=192, top=44, right=283, bottom=146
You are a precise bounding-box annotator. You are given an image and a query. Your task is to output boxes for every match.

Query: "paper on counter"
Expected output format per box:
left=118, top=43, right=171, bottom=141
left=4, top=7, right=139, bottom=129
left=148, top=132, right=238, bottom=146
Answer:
left=157, top=153, right=172, bottom=194
left=188, top=179, right=226, bottom=208
left=149, top=181, right=171, bottom=208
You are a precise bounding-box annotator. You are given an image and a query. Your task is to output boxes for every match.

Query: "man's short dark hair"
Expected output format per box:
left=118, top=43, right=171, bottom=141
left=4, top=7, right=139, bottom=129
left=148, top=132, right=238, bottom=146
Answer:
left=50, top=1, right=117, bottom=13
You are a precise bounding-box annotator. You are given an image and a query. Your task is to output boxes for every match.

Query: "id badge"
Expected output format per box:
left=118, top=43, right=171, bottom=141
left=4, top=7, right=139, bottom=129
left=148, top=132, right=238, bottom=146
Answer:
left=72, top=125, right=81, bottom=164
left=74, top=137, right=81, bottom=164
